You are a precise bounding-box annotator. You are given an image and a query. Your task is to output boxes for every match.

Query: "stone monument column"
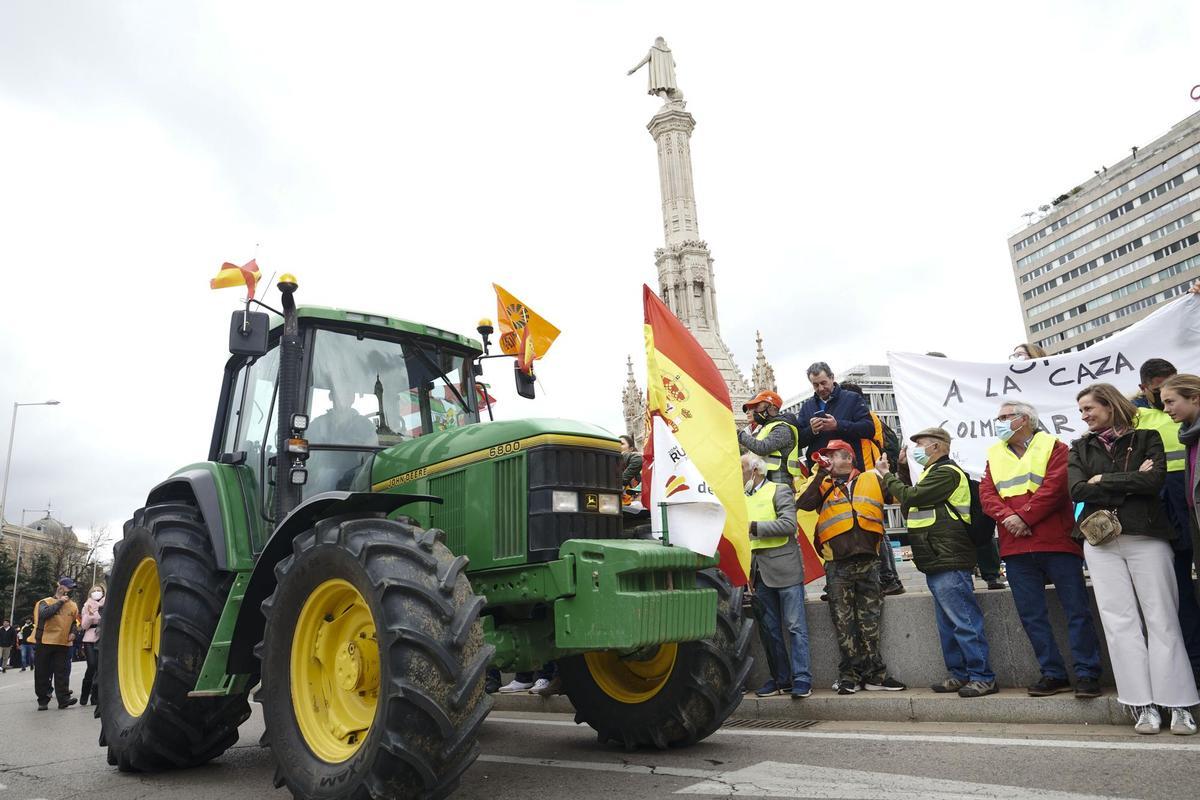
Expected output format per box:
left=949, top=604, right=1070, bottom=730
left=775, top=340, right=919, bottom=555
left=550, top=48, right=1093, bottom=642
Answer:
left=644, top=89, right=751, bottom=411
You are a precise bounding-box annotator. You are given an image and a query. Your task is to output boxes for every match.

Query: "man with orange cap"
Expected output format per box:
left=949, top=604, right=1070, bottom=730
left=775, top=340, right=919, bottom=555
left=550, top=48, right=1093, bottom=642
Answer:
left=738, top=390, right=800, bottom=486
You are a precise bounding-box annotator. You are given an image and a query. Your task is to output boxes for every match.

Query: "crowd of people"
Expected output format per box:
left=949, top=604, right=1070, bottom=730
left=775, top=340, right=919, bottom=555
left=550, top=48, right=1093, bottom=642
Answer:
left=3, top=577, right=105, bottom=710
left=735, top=352, right=1200, bottom=736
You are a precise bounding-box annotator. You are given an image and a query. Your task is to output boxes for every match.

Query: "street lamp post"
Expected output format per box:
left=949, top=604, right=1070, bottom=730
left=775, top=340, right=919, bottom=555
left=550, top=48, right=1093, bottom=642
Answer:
left=1, top=400, right=61, bottom=621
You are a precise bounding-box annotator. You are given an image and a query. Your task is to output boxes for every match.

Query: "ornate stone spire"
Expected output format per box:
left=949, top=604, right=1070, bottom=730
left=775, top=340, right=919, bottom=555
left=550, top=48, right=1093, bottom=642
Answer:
left=621, top=355, right=647, bottom=447
left=751, top=330, right=777, bottom=394
left=643, top=63, right=752, bottom=412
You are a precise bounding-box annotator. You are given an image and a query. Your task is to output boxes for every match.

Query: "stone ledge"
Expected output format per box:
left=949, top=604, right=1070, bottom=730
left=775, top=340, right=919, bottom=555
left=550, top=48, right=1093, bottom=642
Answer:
left=491, top=688, right=1130, bottom=726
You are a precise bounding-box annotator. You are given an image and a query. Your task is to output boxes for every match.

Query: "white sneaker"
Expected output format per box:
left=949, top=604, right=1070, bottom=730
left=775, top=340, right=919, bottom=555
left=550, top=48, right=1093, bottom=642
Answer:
left=1170, top=707, right=1198, bottom=735
left=528, top=678, right=552, bottom=694
left=1133, top=705, right=1162, bottom=735
left=498, top=679, right=534, bottom=693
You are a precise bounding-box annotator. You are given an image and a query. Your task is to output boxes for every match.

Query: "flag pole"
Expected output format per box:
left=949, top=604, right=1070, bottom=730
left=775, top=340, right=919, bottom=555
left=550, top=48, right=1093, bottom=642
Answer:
left=658, top=502, right=675, bottom=591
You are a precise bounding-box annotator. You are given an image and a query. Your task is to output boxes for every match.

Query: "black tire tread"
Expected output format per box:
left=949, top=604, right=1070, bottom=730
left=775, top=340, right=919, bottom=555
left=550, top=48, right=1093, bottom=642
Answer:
left=257, top=515, right=493, bottom=800
left=98, top=503, right=251, bottom=773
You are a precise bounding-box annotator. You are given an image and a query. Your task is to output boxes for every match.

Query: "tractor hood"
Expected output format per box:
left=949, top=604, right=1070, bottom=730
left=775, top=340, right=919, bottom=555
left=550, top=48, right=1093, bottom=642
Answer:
left=370, top=418, right=620, bottom=493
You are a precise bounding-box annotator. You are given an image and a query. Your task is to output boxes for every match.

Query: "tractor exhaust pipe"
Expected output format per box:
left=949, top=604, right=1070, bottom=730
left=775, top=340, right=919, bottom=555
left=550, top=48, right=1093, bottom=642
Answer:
left=274, top=274, right=303, bottom=523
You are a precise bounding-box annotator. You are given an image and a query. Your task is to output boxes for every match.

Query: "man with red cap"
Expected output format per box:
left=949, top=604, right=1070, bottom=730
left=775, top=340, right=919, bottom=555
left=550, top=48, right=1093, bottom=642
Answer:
left=798, top=440, right=906, bottom=694
left=739, top=390, right=800, bottom=486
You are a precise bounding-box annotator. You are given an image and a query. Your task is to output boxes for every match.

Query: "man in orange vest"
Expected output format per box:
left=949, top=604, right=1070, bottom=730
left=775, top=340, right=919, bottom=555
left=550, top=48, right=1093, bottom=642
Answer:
left=797, top=440, right=906, bottom=694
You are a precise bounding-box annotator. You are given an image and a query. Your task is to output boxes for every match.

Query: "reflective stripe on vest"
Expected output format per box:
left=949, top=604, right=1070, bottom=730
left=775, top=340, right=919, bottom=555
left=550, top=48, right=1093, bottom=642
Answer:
left=986, top=431, right=1056, bottom=498
left=814, top=472, right=886, bottom=545
left=907, top=464, right=971, bottom=528
left=746, top=481, right=789, bottom=550
left=757, top=419, right=802, bottom=474
left=1135, top=407, right=1186, bottom=472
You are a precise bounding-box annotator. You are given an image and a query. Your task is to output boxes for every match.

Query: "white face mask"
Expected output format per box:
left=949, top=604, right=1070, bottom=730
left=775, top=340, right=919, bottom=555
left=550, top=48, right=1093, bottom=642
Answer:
left=91, top=591, right=104, bottom=601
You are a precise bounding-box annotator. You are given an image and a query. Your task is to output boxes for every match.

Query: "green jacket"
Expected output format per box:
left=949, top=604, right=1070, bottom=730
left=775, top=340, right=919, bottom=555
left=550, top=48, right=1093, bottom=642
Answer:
left=883, top=457, right=977, bottom=575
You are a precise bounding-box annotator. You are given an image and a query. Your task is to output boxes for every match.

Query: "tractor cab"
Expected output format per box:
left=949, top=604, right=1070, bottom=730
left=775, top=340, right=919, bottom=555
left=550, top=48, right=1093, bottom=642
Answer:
left=212, top=305, right=482, bottom=522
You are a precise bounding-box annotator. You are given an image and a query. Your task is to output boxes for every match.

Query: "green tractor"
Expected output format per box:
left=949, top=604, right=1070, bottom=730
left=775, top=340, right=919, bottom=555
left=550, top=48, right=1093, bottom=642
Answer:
left=96, top=275, right=753, bottom=799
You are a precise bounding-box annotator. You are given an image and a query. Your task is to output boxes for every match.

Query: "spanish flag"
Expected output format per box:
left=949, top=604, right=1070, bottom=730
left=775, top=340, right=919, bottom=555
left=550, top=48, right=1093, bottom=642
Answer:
left=210, top=259, right=262, bottom=300
left=493, top=283, right=560, bottom=374
left=642, top=285, right=751, bottom=586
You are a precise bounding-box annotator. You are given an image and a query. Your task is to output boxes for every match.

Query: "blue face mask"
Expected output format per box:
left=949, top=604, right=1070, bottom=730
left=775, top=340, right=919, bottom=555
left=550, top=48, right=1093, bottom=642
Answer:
left=911, top=446, right=930, bottom=466
left=995, top=419, right=1014, bottom=442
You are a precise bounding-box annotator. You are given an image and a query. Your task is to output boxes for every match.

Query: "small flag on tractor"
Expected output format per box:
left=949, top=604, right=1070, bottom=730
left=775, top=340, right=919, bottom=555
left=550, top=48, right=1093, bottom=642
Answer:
left=649, top=416, right=726, bottom=557
left=210, top=259, right=262, bottom=300
left=493, top=283, right=560, bottom=375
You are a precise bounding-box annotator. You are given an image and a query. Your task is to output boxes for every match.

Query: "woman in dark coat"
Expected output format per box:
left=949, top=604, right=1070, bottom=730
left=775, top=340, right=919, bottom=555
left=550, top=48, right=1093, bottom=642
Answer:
left=1068, top=383, right=1198, bottom=735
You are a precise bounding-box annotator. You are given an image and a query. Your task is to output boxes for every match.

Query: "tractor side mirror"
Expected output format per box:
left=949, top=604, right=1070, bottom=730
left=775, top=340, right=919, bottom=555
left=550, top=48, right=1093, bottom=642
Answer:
left=229, top=311, right=270, bottom=356
left=514, top=364, right=536, bottom=400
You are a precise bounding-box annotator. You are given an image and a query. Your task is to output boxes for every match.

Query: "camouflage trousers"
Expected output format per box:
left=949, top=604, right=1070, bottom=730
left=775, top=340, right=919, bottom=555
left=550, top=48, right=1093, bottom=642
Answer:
left=825, top=556, right=887, bottom=684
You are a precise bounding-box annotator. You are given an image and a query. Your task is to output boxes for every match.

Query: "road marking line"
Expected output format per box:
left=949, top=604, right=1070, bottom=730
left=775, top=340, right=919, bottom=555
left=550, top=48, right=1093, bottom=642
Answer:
left=478, top=754, right=1123, bottom=799
left=675, top=761, right=1124, bottom=798
left=477, top=755, right=715, bottom=779
left=484, top=715, right=1200, bottom=752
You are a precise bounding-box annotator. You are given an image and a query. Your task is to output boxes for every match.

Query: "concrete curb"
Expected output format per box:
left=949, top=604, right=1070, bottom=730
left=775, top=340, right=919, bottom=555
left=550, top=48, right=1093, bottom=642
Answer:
left=491, top=688, right=1130, bottom=726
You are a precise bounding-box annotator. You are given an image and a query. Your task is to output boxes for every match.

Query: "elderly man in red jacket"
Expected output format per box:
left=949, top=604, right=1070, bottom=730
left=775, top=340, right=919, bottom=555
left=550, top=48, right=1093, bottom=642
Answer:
left=980, top=400, right=1104, bottom=698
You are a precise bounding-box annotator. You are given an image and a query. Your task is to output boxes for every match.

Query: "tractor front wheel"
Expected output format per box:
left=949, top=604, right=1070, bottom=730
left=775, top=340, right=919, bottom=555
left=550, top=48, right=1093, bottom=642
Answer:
left=558, top=567, right=753, bottom=749
left=257, top=516, right=493, bottom=800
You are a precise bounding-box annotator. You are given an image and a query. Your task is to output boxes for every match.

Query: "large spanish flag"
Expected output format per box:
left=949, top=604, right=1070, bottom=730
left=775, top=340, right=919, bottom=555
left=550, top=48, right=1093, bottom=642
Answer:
left=642, top=285, right=751, bottom=586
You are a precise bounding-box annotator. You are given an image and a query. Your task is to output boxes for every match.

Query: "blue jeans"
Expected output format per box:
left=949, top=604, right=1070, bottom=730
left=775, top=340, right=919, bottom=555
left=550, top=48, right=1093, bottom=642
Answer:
left=752, top=577, right=812, bottom=689
left=1005, top=552, right=1102, bottom=680
left=926, top=569, right=995, bottom=682
left=21, top=644, right=35, bottom=669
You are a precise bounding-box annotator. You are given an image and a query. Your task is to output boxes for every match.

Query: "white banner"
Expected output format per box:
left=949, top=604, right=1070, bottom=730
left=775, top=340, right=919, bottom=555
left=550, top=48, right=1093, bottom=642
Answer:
left=650, top=415, right=727, bottom=556
left=888, top=295, right=1200, bottom=478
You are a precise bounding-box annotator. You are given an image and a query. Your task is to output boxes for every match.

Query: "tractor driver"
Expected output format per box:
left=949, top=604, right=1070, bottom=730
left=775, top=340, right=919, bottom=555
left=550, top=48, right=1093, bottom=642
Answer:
left=307, top=384, right=380, bottom=493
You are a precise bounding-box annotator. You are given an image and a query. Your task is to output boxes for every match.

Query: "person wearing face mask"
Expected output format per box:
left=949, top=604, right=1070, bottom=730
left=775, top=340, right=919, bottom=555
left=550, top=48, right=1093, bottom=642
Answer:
left=79, top=586, right=105, bottom=705
left=738, top=390, right=800, bottom=486
left=1069, top=383, right=1197, bottom=735
left=1133, top=358, right=1200, bottom=684
left=878, top=428, right=997, bottom=698
left=32, top=577, right=80, bottom=710
left=979, top=401, right=1103, bottom=698
left=1010, top=343, right=1048, bottom=361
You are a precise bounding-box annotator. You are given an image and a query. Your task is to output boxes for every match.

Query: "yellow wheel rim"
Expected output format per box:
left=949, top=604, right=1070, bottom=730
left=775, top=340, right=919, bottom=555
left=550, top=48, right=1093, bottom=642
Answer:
left=290, top=579, right=379, bottom=763
left=583, top=643, right=678, bottom=704
left=118, top=556, right=162, bottom=717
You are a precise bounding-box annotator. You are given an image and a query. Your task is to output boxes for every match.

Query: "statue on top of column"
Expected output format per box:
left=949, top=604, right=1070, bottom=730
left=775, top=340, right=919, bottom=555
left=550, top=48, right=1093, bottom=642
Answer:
left=627, top=36, right=684, bottom=106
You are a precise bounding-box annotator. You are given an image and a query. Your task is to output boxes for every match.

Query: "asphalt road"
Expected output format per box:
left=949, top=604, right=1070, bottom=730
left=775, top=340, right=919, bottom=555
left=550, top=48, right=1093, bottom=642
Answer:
left=2, top=667, right=1197, bottom=799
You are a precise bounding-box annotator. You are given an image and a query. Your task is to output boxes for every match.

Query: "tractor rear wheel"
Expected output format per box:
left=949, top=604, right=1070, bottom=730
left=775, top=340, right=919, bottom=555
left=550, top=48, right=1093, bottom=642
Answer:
left=557, top=567, right=753, bottom=749
left=257, top=516, right=493, bottom=800
left=97, top=503, right=252, bottom=771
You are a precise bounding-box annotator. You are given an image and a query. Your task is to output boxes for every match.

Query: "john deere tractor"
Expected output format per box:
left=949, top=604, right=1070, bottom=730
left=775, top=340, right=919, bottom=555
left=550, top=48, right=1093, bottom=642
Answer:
left=97, top=275, right=752, bottom=799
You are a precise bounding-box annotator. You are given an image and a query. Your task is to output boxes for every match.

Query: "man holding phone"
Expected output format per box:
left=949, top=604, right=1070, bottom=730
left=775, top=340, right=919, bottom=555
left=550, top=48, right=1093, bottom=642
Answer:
left=32, top=577, right=80, bottom=710
left=788, top=362, right=874, bottom=470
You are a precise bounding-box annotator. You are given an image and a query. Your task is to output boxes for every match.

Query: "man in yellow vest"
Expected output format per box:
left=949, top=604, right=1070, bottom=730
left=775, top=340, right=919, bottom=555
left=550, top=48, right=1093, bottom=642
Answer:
left=1134, top=358, right=1200, bottom=678
left=739, top=390, right=800, bottom=486
left=878, top=427, right=997, bottom=698
left=798, top=439, right=906, bottom=694
left=979, top=400, right=1103, bottom=698
left=742, top=453, right=811, bottom=699
left=32, top=577, right=80, bottom=711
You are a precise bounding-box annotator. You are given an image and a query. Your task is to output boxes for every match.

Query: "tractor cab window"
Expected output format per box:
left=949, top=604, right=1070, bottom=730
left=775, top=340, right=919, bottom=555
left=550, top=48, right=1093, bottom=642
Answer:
left=304, top=328, right=477, bottom=496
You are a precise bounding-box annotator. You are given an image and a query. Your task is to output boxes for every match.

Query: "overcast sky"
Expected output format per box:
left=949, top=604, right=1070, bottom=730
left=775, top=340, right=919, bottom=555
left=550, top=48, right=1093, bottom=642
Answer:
left=2, top=1, right=1198, bottom=555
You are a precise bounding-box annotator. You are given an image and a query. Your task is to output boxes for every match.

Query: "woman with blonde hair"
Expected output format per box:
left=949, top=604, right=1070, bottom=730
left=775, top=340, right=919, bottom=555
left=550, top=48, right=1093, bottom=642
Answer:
left=79, top=585, right=105, bottom=705
left=1068, top=383, right=1198, bottom=735
left=1162, top=373, right=1200, bottom=544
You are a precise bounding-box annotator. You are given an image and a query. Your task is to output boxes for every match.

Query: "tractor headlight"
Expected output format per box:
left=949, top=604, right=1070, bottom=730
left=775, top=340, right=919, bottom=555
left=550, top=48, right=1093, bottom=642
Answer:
left=597, top=493, right=620, bottom=515
left=290, top=467, right=308, bottom=485
left=551, top=491, right=578, bottom=513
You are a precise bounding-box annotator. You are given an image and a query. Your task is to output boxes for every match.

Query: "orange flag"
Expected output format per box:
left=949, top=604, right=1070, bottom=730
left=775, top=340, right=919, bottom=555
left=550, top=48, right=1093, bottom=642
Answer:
left=210, top=258, right=262, bottom=300
left=642, top=285, right=750, bottom=586
left=493, top=283, right=560, bottom=373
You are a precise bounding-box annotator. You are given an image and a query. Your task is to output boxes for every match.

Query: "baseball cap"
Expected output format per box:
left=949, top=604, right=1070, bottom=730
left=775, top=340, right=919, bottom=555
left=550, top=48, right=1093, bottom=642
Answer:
left=742, top=390, right=783, bottom=412
left=58, top=576, right=77, bottom=590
